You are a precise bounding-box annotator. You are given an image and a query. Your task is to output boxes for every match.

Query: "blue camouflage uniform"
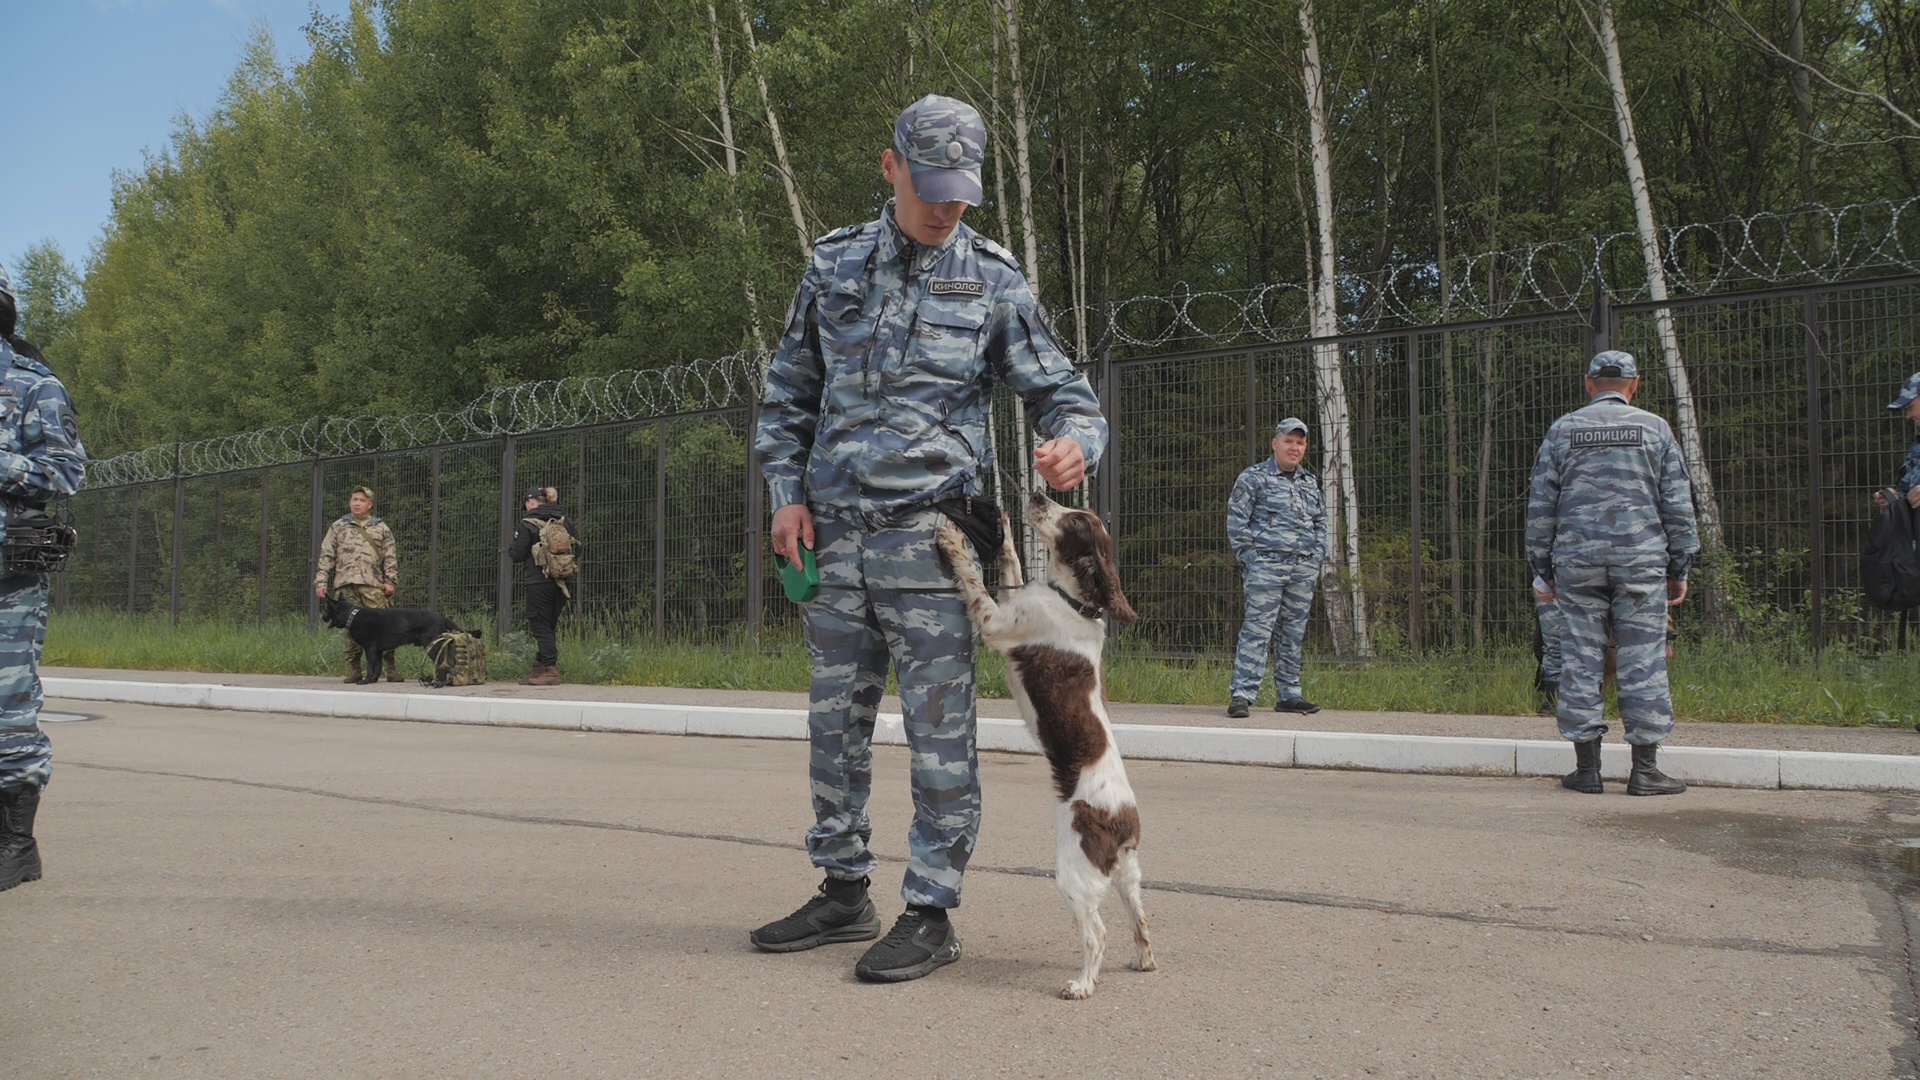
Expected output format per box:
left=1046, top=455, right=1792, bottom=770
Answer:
left=1227, top=443, right=1329, bottom=704
left=1887, top=373, right=1920, bottom=497
left=755, top=204, right=1106, bottom=910
left=1525, top=355, right=1698, bottom=746
left=0, top=338, right=88, bottom=794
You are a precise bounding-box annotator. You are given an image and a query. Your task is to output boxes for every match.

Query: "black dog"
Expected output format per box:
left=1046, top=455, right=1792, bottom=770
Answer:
left=322, top=597, right=479, bottom=685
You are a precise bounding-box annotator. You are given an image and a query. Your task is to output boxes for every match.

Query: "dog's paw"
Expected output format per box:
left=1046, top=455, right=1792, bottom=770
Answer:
left=1061, top=980, right=1096, bottom=1001
left=933, top=522, right=968, bottom=573
left=1134, top=951, right=1158, bottom=973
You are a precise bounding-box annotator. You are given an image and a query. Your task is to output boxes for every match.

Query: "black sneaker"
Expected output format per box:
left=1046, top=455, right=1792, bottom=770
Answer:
left=749, top=879, right=882, bottom=953
left=853, top=909, right=961, bottom=983
left=1226, top=697, right=1251, bottom=719
left=1275, top=698, right=1322, bottom=715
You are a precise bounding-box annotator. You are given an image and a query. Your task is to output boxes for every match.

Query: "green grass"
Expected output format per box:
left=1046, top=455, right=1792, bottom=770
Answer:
left=42, top=610, right=1920, bottom=727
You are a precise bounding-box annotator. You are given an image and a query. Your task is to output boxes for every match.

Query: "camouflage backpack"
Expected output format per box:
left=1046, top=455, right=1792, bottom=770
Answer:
left=526, top=515, right=579, bottom=596
left=423, top=630, right=487, bottom=688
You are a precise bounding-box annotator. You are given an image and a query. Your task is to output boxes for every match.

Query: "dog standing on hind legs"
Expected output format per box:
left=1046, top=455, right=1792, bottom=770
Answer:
left=935, top=492, right=1156, bottom=1000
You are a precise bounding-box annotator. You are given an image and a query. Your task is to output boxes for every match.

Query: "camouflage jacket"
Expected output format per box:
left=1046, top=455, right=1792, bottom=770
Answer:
left=1898, top=438, right=1920, bottom=496
left=1526, top=391, right=1700, bottom=581
left=1226, top=457, right=1328, bottom=566
left=755, top=204, right=1107, bottom=514
left=0, top=340, right=86, bottom=541
left=314, top=514, right=399, bottom=590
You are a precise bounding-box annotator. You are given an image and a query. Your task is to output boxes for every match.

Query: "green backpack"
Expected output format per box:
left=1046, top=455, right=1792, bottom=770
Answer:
left=423, top=631, right=488, bottom=688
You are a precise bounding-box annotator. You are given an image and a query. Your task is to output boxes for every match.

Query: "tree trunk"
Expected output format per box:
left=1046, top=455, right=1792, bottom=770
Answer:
left=1299, top=0, right=1370, bottom=656
left=735, top=0, right=812, bottom=262
left=1591, top=0, right=1726, bottom=555
left=1786, top=0, right=1825, bottom=261
left=1003, top=0, right=1042, bottom=293
left=988, top=10, right=1014, bottom=248
left=707, top=2, right=766, bottom=354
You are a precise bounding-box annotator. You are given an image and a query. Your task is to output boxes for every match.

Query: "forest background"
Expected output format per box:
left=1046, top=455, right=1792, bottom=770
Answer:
left=11, top=0, right=1919, bottom=458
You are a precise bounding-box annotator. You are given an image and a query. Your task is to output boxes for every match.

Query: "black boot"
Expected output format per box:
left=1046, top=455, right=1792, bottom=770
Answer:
left=1628, top=743, right=1687, bottom=796
left=0, top=784, right=42, bottom=892
left=1561, top=738, right=1603, bottom=794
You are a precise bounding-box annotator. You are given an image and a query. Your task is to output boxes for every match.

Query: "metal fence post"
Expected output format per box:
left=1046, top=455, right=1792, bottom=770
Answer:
left=1805, top=289, right=1825, bottom=654
left=497, top=435, right=516, bottom=643
left=1407, top=333, right=1424, bottom=654
left=170, top=445, right=184, bottom=625
left=1096, top=328, right=1118, bottom=535
left=308, top=459, right=324, bottom=629
left=575, top=431, right=588, bottom=623
left=1245, top=352, right=1259, bottom=467
left=127, top=487, right=139, bottom=614
left=744, top=402, right=763, bottom=642
left=654, top=417, right=667, bottom=640
left=212, top=481, right=223, bottom=623
left=258, top=471, right=269, bottom=628
left=428, top=448, right=441, bottom=614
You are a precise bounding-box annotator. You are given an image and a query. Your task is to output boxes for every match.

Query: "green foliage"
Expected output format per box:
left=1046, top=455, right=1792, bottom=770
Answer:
left=18, top=0, right=1914, bottom=458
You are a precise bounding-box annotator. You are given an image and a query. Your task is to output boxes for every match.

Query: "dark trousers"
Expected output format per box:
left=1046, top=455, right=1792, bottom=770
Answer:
left=524, top=579, right=568, bottom=667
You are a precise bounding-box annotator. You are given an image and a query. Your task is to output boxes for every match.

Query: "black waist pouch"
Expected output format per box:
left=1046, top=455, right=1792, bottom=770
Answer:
left=932, top=496, right=1004, bottom=569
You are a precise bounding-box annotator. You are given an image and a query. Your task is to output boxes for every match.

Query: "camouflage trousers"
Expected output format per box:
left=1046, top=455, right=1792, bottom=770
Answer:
left=1536, top=597, right=1564, bottom=685
left=0, top=573, right=52, bottom=792
left=330, top=584, right=393, bottom=669
left=1229, top=554, right=1318, bottom=703
left=801, top=506, right=979, bottom=910
left=1555, top=563, right=1673, bottom=745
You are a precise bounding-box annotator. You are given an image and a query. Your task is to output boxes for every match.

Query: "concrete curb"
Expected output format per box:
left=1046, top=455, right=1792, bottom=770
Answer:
left=42, top=677, right=1920, bottom=794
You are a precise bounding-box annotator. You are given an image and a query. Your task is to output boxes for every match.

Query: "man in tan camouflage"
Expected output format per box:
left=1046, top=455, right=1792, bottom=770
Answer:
left=313, top=485, right=401, bottom=682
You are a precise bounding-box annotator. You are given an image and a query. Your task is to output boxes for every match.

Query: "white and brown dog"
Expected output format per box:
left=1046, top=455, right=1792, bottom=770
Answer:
left=935, top=492, right=1155, bottom=1000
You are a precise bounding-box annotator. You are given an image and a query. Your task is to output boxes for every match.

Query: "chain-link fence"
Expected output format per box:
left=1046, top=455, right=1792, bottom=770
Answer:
left=54, top=273, right=1920, bottom=662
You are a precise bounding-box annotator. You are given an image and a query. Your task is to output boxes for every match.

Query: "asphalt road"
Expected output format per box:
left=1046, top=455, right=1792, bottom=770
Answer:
left=5, top=700, right=1919, bottom=1078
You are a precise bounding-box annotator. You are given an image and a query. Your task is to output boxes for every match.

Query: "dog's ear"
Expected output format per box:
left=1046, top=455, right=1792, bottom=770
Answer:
left=1089, top=521, right=1137, bottom=625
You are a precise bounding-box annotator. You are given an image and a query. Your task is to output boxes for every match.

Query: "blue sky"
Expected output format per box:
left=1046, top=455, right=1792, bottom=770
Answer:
left=2, top=0, right=354, bottom=279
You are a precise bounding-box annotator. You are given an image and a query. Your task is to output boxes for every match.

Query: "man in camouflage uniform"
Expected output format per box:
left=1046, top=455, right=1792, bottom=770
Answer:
left=1877, top=372, right=1920, bottom=511
left=312, top=486, right=401, bottom=682
left=1526, top=351, right=1698, bottom=796
left=0, top=263, right=89, bottom=892
left=749, top=94, right=1107, bottom=983
left=1226, top=417, right=1329, bottom=718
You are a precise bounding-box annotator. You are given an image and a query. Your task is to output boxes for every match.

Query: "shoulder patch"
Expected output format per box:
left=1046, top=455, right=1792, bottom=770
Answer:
left=1569, top=426, right=1644, bottom=448
left=972, top=235, right=1021, bottom=270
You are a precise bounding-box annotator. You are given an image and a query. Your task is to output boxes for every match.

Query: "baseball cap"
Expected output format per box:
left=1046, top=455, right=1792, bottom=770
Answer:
left=524, top=488, right=546, bottom=501
left=1891, top=373, right=1920, bottom=412
left=1587, top=350, right=1639, bottom=379
left=893, top=94, right=986, bottom=206
left=1274, top=417, right=1308, bottom=436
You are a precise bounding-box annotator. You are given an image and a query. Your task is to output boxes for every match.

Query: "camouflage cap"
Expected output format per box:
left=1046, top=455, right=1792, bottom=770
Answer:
left=1587, top=350, right=1638, bottom=379
left=350, top=485, right=375, bottom=504
left=1889, top=372, right=1920, bottom=411
left=0, top=263, right=12, bottom=309
left=893, top=94, right=985, bottom=206
left=1274, top=417, right=1308, bottom=436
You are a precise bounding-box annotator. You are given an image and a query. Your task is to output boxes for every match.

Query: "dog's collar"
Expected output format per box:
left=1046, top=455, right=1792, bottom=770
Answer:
left=1049, top=584, right=1105, bottom=621
left=343, top=608, right=359, bottom=628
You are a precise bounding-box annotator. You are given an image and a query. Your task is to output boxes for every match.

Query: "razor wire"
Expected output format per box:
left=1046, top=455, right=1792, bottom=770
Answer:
left=1094, top=196, right=1920, bottom=350
left=84, top=196, right=1920, bottom=488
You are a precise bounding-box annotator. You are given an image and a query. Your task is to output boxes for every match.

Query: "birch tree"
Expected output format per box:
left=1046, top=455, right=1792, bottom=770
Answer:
left=707, top=2, right=766, bottom=354
left=1299, top=0, right=1371, bottom=656
left=735, top=0, right=812, bottom=262
left=1586, top=0, right=1726, bottom=554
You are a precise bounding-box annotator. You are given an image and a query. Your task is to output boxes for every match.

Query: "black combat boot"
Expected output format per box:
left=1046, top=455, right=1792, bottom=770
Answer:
left=0, top=784, right=43, bottom=892
left=1561, top=738, right=1603, bottom=794
left=1627, top=743, right=1687, bottom=796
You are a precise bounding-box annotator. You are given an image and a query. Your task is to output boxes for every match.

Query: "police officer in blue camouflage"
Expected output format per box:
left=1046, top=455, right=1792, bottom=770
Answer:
left=749, top=94, right=1107, bottom=982
left=1226, top=417, right=1328, bottom=718
left=1876, top=372, right=1920, bottom=512
left=1526, top=351, right=1696, bottom=796
left=0, top=263, right=88, bottom=891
